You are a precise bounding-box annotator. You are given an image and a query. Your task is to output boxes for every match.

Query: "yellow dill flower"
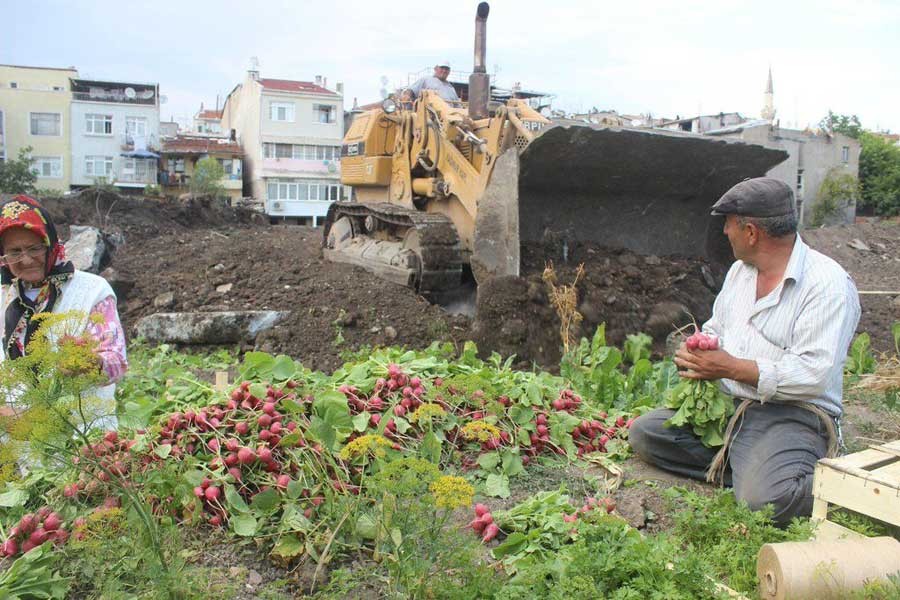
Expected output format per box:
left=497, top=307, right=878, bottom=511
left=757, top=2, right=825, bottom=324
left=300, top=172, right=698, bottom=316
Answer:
left=408, top=403, right=446, bottom=425
left=429, top=475, right=474, bottom=510
left=460, top=421, right=501, bottom=442
left=339, top=434, right=393, bottom=461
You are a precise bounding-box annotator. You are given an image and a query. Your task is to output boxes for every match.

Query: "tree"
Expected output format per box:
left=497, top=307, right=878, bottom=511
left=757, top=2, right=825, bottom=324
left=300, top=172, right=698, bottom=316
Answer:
left=858, top=132, right=900, bottom=216
left=0, top=147, right=37, bottom=194
left=189, top=157, right=225, bottom=198
left=810, top=168, right=860, bottom=226
left=818, top=111, right=862, bottom=139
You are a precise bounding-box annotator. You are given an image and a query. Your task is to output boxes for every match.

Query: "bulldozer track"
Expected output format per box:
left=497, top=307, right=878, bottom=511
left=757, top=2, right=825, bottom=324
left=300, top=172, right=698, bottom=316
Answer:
left=323, top=202, right=464, bottom=295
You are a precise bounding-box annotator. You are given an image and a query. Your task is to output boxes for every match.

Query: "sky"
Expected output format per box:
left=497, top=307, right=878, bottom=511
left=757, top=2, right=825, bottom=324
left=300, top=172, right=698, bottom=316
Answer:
left=5, top=0, right=900, bottom=132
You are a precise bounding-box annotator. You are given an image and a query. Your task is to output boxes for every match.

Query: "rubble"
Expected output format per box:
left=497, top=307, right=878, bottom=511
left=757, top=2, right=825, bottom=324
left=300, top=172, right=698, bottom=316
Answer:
left=65, top=226, right=107, bottom=273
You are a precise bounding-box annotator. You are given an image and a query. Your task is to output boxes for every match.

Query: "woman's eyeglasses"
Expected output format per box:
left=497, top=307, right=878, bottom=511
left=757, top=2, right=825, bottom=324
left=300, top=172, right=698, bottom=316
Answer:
left=0, top=244, right=48, bottom=265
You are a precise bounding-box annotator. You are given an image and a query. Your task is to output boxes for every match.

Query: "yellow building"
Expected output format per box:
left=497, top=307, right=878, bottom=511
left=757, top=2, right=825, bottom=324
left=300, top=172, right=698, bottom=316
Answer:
left=0, top=64, right=78, bottom=191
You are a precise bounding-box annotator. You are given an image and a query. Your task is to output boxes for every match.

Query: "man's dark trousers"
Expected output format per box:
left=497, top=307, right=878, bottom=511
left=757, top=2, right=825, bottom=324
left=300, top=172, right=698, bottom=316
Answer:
left=629, top=400, right=829, bottom=527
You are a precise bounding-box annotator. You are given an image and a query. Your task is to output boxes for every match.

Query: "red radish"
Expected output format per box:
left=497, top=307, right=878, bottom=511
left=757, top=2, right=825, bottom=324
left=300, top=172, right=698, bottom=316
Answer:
left=28, top=528, right=48, bottom=546
left=263, top=402, right=276, bottom=416
left=482, top=523, right=500, bottom=543
left=258, top=414, right=272, bottom=428
left=393, top=405, right=406, bottom=417
left=257, top=447, right=273, bottom=463
left=224, top=453, right=239, bottom=467
left=479, top=513, right=493, bottom=525
left=204, top=486, right=221, bottom=502
left=469, top=518, right=486, bottom=533
left=270, top=422, right=283, bottom=435
left=235, top=422, right=249, bottom=436
left=43, top=513, right=61, bottom=532
left=708, top=335, right=719, bottom=350
left=369, top=414, right=381, bottom=427
left=563, top=514, right=577, bottom=523
left=20, top=540, right=36, bottom=554
left=286, top=421, right=297, bottom=432
left=698, top=338, right=710, bottom=350
left=474, top=503, right=490, bottom=517
left=225, top=438, right=240, bottom=452
left=615, top=416, right=626, bottom=428
left=276, top=475, right=291, bottom=489
left=537, top=424, right=549, bottom=436
left=303, top=508, right=314, bottom=519
left=259, top=429, right=273, bottom=442
left=19, top=514, right=36, bottom=534
left=104, top=431, right=118, bottom=444
left=2, top=539, right=18, bottom=556
left=209, top=515, right=222, bottom=527
left=237, top=448, right=255, bottom=464
left=228, top=467, right=243, bottom=482
left=207, top=438, right=220, bottom=452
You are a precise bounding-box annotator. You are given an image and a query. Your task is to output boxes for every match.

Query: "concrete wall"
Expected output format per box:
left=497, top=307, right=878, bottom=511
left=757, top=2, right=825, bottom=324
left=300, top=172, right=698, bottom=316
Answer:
left=259, top=92, right=342, bottom=141
left=0, top=65, right=78, bottom=190
left=712, top=124, right=861, bottom=226
left=70, top=99, right=160, bottom=187
left=221, top=76, right=262, bottom=200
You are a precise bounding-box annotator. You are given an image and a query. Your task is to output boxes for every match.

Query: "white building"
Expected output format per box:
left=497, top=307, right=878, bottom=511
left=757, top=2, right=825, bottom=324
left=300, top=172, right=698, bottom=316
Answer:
left=69, top=78, right=160, bottom=190
left=193, top=105, right=223, bottom=135
left=221, top=69, right=345, bottom=225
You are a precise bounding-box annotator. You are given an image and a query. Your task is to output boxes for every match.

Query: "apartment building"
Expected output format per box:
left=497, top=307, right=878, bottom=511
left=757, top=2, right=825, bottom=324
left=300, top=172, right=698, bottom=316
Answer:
left=0, top=64, right=78, bottom=191
left=69, top=78, right=161, bottom=190
left=221, top=69, right=344, bottom=225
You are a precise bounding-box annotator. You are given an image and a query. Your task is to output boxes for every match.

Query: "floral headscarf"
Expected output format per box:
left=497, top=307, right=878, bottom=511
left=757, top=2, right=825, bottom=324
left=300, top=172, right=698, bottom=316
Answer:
left=1, top=195, right=75, bottom=360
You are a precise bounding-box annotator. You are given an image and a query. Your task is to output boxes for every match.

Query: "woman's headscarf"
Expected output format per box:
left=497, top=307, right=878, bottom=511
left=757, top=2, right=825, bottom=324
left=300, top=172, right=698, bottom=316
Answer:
left=1, top=195, right=75, bottom=359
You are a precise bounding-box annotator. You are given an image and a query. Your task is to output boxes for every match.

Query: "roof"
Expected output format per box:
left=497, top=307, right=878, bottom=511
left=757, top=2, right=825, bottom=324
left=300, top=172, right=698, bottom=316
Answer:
left=704, top=120, right=771, bottom=136
left=162, top=135, right=243, bottom=155
left=259, top=78, right=339, bottom=96
left=196, top=109, right=223, bottom=120
left=0, top=64, right=78, bottom=72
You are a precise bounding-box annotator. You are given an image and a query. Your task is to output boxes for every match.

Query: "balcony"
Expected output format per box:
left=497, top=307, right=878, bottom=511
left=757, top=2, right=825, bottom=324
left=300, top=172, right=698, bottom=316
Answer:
left=120, top=133, right=160, bottom=153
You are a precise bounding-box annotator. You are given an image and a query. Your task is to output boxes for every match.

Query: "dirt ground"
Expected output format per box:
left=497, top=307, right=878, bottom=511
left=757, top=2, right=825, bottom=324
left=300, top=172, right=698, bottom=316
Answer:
left=38, top=192, right=900, bottom=371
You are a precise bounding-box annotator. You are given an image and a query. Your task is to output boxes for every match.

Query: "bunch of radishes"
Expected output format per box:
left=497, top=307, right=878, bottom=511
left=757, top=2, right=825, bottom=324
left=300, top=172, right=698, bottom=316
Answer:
left=571, top=415, right=633, bottom=457
left=685, top=331, right=719, bottom=351
left=1, top=506, right=68, bottom=557
left=66, top=430, right=143, bottom=498
left=551, top=389, right=582, bottom=412
left=342, top=363, right=427, bottom=420
left=469, top=503, right=500, bottom=543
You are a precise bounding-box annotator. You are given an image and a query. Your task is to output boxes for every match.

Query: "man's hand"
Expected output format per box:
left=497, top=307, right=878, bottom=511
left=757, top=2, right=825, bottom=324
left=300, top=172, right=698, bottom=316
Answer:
left=674, top=342, right=760, bottom=386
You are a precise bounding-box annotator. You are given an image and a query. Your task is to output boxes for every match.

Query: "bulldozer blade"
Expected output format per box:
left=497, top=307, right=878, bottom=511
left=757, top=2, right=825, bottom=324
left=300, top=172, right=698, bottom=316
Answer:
left=504, top=121, right=788, bottom=270
left=472, top=150, right=521, bottom=283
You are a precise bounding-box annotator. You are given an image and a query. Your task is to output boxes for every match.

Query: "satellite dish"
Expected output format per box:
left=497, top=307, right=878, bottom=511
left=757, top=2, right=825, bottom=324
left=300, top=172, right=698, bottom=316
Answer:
left=140, top=90, right=154, bottom=99
left=124, top=87, right=136, bottom=99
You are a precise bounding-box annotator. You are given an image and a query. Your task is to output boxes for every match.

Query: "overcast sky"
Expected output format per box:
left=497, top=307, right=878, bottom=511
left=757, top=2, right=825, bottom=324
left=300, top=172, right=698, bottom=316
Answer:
left=6, top=0, right=899, bottom=132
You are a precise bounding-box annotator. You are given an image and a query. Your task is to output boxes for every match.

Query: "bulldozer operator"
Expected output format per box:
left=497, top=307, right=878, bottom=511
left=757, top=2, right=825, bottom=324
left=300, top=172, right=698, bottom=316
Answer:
left=405, top=60, right=460, bottom=103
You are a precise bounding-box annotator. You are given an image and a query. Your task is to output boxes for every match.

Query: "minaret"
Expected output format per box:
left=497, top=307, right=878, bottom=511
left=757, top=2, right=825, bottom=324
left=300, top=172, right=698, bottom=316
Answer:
left=761, top=67, right=776, bottom=121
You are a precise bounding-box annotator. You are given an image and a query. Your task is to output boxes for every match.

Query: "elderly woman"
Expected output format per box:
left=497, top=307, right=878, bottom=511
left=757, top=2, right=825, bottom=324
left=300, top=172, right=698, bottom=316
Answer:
left=0, top=195, right=126, bottom=429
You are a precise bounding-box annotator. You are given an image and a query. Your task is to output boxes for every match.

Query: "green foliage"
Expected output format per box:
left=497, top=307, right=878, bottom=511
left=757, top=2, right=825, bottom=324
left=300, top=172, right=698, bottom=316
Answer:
left=668, top=488, right=814, bottom=594
left=0, top=541, right=70, bottom=599
left=819, top=111, right=863, bottom=139
left=829, top=508, right=892, bottom=537
left=498, top=513, right=725, bottom=599
left=189, top=157, right=226, bottom=198
left=623, top=333, right=652, bottom=365
left=859, top=131, right=900, bottom=216
left=664, top=380, right=735, bottom=447
left=811, top=168, right=860, bottom=227
left=0, top=147, right=37, bottom=194
left=846, top=333, right=877, bottom=376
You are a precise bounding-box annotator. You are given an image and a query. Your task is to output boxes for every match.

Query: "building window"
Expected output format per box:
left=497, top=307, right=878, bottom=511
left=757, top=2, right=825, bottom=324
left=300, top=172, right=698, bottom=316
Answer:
left=264, top=143, right=293, bottom=158
left=267, top=178, right=342, bottom=202
left=32, top=157, right=63, bottom=178
left=52, top=86, right=64, bottom=92
left=796, top=169, right=804, bottom=199
left=9, top=82, right=17, bottom=89
left=85, top=155, right=114, bottom=177
left=126, top=116, right=147, bottom=142
left=269, top=102, right=295, bottom=122
left=841, top=146, right=850, bottom=163
left=85, top=113, right=113, bottom=135
left=30, top=112, right=61, bottom=136
left=313, top=104, right=336, bottom=124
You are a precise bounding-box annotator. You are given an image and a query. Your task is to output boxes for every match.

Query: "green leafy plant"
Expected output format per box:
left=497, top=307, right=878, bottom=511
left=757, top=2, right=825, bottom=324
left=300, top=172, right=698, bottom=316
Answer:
left=846, top=333, right=877, bottom=376
left=0, top=541, right=69, bottom=599
left=664, top=380, right=734, bottom=447
left=0, top=147, right=37, bottom=194
left=811, top=168, right=860, bottom=227
left=190, top=157, right=226, bottom=198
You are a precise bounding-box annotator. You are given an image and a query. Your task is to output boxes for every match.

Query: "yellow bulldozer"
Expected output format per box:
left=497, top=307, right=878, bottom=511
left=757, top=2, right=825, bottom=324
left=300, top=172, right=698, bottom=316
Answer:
left=324, top=2, right=787, bottom=295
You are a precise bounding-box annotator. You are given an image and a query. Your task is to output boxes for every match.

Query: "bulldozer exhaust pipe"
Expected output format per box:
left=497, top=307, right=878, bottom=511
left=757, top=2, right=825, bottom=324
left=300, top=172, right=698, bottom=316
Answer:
left=469, top=2, right=490, bottom=120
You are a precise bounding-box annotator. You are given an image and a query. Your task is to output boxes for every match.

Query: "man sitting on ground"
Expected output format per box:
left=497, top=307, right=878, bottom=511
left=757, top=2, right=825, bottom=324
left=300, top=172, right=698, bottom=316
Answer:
left=629, top=177, right=860, bottom=527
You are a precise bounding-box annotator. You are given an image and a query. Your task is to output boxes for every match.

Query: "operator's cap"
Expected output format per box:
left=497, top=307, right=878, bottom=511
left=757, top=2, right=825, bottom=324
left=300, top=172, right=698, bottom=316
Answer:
left=710, top=177, right=796, bottom=218
left=436, top=60, right=451, bottom=68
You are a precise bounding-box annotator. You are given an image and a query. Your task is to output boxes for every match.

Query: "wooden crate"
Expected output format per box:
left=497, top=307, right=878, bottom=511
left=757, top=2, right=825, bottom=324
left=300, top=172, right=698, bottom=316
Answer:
left=811, top=440, right=900, bottom=538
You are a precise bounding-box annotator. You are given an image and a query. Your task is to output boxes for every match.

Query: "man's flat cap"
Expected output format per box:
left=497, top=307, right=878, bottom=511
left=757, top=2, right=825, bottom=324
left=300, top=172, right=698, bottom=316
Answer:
left=710, top=177, right=796, bottom=218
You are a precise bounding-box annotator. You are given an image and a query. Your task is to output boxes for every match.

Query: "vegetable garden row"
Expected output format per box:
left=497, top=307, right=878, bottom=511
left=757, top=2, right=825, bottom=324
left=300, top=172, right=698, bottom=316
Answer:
left=0, top=318, right=897, bottom=599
